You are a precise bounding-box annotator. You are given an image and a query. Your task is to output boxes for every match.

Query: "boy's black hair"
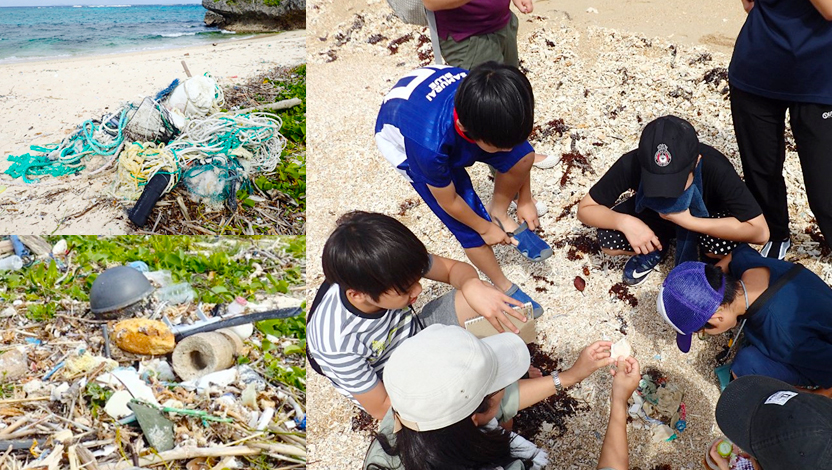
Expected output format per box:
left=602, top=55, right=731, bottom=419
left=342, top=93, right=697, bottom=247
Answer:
left=703, top=264, right=740, bottom=331
left=454, top=61, right=534, bottom=150
left=322, top=211, right=430, bottom=302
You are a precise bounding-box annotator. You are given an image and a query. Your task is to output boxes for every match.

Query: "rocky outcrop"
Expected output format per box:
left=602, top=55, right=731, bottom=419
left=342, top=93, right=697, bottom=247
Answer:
left=202, top=0, right=305, bottom=33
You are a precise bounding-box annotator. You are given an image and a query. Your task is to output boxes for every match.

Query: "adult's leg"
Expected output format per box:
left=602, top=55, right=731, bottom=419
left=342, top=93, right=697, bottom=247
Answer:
left=438, top=30, right=505, bottom=70
left=790, top=102, right=832, bottom=247
left=730, top=86, right=790, bottom=241
left=732, top=344, right=814, bottom=387
left=497, top=12, right=519, bottom=68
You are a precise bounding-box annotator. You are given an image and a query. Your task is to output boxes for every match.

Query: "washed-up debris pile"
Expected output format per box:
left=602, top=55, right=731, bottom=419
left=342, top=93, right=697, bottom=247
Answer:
left=0, top=236, right=306, bottom=470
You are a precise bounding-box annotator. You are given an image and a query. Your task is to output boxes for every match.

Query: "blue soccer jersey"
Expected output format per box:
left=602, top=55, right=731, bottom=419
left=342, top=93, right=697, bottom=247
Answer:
left=374, top=65, right=534, bottom=249
left=375, top=65, right=533, bottom=188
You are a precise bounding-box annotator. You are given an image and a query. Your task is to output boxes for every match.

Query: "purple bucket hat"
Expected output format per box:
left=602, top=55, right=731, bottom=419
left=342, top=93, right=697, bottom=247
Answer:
left=657, top=261, right=724, bottom=353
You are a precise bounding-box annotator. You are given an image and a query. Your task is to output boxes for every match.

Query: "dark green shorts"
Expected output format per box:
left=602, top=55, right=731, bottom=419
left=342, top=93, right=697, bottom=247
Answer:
left=438, top=12, right=519, bottom=69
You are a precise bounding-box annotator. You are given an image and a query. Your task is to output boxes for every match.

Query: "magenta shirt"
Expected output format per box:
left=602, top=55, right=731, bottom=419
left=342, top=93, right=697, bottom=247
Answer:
left=434, top=0, right=512, bottom=43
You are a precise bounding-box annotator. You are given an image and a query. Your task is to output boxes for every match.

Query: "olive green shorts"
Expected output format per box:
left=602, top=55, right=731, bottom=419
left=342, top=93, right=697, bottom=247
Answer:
left=438, top=12, right=519, bottom=69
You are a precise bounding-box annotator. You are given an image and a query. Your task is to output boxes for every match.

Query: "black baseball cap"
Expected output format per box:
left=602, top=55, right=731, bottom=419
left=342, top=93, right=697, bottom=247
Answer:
left=716, top=375, right=832, bottom=470
left=637, top=115, right=700, bottom=198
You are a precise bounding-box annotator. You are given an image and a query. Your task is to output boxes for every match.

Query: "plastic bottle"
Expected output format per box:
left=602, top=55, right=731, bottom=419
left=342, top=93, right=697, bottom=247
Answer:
left=716, top=440, right=733, bottom=459
left=0, top=255, right=23, bottom=271
left=156, top=282, right=195, bottom=305
left=127, top=261, right=149, bottom=273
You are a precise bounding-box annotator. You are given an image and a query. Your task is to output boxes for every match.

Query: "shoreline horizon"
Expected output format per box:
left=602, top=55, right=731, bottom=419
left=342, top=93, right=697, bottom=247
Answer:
left=0, top=30, right=266, bottom=65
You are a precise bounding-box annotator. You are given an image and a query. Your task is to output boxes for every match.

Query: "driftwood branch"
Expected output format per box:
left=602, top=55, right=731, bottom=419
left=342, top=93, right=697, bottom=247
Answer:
left=232, top=98, right=302, bottom=115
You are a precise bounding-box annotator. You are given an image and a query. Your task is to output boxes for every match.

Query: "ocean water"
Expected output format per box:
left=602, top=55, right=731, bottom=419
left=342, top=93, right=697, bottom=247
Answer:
left=0, top=4, right=247, bottom=63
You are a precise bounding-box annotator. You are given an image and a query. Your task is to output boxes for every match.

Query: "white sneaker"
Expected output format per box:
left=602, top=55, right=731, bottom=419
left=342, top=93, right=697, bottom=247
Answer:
left=760, top=239, right=790, bottom=260
left=533, top=153, right=560, bottom=169
left=510, top=200, right=548, bottom=217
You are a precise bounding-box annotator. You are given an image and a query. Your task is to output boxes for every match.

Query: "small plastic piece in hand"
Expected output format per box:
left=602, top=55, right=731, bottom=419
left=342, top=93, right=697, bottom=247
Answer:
left=610, top=337, right=632, bottom=360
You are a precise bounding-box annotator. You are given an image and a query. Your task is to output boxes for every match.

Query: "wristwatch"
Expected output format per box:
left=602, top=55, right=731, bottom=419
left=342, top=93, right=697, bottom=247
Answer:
left=551, top=370, right=563, bottom=392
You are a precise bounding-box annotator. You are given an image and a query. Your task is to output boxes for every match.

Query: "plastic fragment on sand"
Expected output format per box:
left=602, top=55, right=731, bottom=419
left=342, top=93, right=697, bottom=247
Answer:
left=97, top=368, right=160, bottom=407
left=128, top=400, right=174, bottom=452
left=104, top=390, right=134, bottom=419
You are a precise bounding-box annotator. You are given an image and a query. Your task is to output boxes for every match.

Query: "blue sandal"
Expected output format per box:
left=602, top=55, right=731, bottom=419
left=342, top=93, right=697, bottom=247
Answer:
left=505, top=283, right=544, bottom=318
left=507, top=222, right=553, bottom=262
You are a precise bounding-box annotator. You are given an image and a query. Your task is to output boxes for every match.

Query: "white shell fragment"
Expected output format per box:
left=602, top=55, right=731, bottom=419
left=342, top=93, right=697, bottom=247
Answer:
left=610, top=337, right=633, bottom=360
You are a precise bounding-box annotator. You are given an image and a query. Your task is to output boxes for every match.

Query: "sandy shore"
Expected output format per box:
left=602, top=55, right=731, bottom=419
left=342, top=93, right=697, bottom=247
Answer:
left=307, top=1, right=827, bottom=469
left=0, top=31, right=305, bottom=234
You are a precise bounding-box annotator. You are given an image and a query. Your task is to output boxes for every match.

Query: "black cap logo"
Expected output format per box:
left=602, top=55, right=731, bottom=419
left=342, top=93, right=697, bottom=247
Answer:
left=654, top=143, right=671, bottom=167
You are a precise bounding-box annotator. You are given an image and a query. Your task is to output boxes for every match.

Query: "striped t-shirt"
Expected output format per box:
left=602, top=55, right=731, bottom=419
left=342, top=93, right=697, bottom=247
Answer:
left=307, top=282, right=419, bottom=401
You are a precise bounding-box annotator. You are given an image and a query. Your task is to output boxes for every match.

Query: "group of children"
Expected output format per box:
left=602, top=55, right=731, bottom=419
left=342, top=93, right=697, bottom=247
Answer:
left=309, top=0, right=832, bottom=469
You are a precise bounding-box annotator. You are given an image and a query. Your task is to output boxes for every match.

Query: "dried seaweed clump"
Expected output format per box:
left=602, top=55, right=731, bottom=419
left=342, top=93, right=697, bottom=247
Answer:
left=513, top=345, right=588, bottom=439
left=559, top=151, right=594, bottom=187
left=416, top=33, right=433, bottom=66
left=388, top=33, right=414, bottom=54
left=334, top=14, right=366, bottom=47
left=689, top=52, right=712, bottom=65
left=553, top=234, right=601, bottom=261
left=805, top=223, right=831, bottom=256
left=367, top=34, right=387, bottom=45
left=556, top=200, right=579, bottom=222
left=703, top=67, right=729, bottom=86
left=609, top=282, right=638, bottom=307
left=352, top=409, right=377, bottom=433
left=531, top=118, right=569, bottom=140
left=398, top=198, right=421, bottom=216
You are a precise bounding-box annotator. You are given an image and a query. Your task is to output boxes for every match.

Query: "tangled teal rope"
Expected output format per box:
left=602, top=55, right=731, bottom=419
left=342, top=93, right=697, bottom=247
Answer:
left=4, top=108, right=130, bottom=183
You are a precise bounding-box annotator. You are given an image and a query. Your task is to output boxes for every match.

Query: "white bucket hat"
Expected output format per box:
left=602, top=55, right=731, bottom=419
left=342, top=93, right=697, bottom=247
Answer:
left=383, top=324, right=530, bottom=432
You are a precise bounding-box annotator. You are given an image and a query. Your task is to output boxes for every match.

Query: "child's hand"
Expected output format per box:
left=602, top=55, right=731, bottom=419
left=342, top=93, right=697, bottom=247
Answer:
left=481, top=221, right=514, bottom=246
left=610, top=357, right=640, bottom=402
left=621, top=216, right=662, bottom=254
left=567, top=341, right=614, bottom=384
left=708, top=440, right=732, bottom=470
left=515, top=200, right=539, bottom=231
left=461, top=279, right=525, bottom=333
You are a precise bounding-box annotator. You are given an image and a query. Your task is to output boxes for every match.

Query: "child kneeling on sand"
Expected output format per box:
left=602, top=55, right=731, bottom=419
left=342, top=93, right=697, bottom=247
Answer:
left=577, top=115, right=768, bottom=286
left=657, top=244, right=832, bottom=395
left=375, top=61, right=551, bottom=317
left=363, top=325, right=628, bottom=470
left=307, top=211, right=536, bottom=420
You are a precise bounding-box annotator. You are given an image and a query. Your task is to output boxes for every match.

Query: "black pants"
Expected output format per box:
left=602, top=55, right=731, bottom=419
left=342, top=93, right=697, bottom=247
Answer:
left=597, top=198, right=738, bottom=256
left=731, top=86, right=832, bottom=244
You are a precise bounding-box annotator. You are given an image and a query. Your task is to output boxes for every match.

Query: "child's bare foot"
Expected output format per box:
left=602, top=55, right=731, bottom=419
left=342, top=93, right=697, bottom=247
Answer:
left=489, top=212, right=520, bottom=233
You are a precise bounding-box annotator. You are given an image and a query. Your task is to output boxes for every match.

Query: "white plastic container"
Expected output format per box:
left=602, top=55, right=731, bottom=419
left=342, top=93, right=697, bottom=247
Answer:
left=0, top=255, right=23, bottom=271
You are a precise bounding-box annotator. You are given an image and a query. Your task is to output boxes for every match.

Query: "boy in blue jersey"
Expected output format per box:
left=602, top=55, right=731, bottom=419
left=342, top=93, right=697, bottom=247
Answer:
left=375, top=62, right=550, bottom=315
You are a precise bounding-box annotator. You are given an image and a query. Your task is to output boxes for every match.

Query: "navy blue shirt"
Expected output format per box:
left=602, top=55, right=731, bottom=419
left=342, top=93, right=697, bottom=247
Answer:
left=729, top=0, right=832, bottom=105
left=729, top=244, right=832, bottom=387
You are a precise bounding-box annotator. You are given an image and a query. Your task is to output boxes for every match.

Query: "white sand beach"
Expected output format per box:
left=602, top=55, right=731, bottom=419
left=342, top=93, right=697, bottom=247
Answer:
left=0, top=31, right=305, bottom=234
left=306, top=0, right=829, bottom=469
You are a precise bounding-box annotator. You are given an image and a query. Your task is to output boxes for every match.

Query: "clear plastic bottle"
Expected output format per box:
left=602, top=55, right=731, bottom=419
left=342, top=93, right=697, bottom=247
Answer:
left=0, top=255, right=23, bottom=271
left=155, top=282, right=195, bottom=305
